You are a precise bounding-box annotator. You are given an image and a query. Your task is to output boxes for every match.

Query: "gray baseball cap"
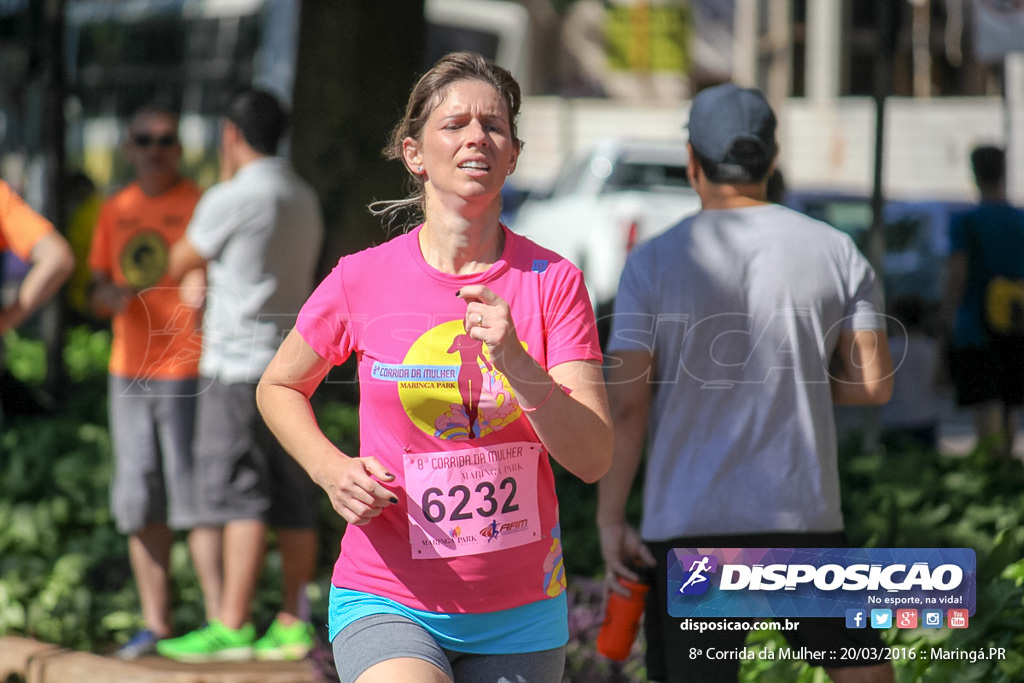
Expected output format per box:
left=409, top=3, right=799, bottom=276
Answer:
left=687, top=84, right=777, bottom=168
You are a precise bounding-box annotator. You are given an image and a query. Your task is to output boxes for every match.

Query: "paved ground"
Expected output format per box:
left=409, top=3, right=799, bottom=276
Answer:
left=934, top=392, right=1024, bottom=458
left=0, top=635, right=320, bottom=683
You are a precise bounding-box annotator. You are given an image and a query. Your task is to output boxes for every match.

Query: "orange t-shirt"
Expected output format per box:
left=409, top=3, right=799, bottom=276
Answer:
left=0, top=180, right=55, bottom=261
left=89, top=180, right=203, bottom=380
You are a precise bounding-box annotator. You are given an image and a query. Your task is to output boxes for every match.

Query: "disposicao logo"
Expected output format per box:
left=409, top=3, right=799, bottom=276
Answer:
left=667, top=548, right=976, bottom=619
left=677, top=554, right=718, bottom=595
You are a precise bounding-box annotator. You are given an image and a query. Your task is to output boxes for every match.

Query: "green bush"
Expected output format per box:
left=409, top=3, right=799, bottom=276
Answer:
left=0, top=327, right=354, bottom=652
left=736, top=441, right=1024, bottom=682
left=0, top=327, right=122, bottom=650
left=554, top=440, right=1024, bottom=682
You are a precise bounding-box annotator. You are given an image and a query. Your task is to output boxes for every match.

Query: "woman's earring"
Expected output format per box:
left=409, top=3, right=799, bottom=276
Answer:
left=416, top=166, right=423, bottom=173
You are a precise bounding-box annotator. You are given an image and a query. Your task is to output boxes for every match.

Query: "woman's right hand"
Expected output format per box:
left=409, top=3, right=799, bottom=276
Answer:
left=257, top=329, right=401, bottom=525
left=317, top=455, right=399, bottom=526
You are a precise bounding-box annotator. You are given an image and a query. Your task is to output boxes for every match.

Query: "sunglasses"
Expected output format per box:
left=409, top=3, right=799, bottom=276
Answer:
left=132, top=133, right=178, bottom=148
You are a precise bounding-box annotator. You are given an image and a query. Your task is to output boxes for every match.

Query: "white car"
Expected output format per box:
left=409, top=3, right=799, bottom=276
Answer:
left=510, top=139, right=701, bottom=310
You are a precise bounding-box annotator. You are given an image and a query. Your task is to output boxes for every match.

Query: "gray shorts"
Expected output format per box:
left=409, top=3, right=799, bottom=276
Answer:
left=332, top=614, right=567, bottom=683
left=193, top=376, right=318, bottom=528
left=108, top=375, right=200, bottom=534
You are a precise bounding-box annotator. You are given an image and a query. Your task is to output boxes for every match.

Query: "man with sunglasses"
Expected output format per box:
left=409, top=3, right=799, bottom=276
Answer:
left=88, top=100, right=220, bottom=659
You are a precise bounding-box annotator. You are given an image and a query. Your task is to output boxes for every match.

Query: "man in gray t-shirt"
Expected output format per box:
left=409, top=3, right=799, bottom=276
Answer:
left=161, top=89, right=324, bottom=663
left=597, top=85, right=895, bottom=682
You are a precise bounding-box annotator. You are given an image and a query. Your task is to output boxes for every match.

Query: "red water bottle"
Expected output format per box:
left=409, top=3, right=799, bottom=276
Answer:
left=596, top=564, right=651, bottom=661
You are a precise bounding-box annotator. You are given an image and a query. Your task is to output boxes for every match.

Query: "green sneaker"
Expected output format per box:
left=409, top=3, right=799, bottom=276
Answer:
left=253, top=619, right=314, bottom=661
left=156, top=620, right=255, bottom=663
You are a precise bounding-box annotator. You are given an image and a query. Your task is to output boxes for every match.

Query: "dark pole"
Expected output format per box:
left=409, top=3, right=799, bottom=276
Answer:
left=868, top=0, right=896, bottom=285
left=41, top=0, right=67, bottom=400
left=41, top=0, right=67, bottom=234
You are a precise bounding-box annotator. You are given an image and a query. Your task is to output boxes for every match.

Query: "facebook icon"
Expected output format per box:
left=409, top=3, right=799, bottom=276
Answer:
left=845, top=609, right=867, bottom=629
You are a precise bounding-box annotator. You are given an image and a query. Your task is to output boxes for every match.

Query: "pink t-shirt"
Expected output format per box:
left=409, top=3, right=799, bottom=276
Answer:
left=296, top=225, right=601, bottom=614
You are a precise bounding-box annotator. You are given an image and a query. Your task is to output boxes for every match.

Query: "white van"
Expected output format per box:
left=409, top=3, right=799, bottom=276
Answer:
left=425, top=0, right=531, bottom=92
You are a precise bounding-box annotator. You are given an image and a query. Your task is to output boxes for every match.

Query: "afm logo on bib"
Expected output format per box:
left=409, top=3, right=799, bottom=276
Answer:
left=678, top=554, right=718, bottom=595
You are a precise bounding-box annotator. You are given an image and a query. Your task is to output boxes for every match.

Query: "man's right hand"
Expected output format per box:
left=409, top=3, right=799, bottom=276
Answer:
left=599, top=522, right=656, bottom=596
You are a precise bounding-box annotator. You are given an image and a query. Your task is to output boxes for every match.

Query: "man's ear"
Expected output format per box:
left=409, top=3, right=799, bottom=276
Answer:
left=219, top=120, right=240, bottom=181
left=686, top=143, right=701, bottom=185
left=222, top=120, right=239, bottom=147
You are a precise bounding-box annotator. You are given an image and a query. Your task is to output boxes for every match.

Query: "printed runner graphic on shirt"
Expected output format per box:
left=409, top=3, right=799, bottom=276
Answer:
left=369, top=319, right=546, bottom=559
left=372, top=319, right=524, bottom=440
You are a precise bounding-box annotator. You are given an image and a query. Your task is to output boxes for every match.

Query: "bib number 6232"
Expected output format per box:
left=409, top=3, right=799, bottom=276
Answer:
left=421, top=477, right=519, bottom=523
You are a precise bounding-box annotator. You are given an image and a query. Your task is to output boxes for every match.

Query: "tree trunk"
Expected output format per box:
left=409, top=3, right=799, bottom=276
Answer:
left=290, top=1, right=425, bottom=277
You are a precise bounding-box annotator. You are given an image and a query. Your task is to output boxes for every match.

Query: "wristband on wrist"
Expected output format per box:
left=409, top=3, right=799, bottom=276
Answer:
left=521, top=379, right=560, bottom=413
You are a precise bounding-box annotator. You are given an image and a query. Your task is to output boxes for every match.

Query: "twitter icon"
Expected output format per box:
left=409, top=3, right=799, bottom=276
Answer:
left=870, top=609, right=892, bottom=629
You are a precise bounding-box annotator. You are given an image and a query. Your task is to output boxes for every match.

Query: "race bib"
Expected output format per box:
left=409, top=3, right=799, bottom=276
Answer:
left=404, top=442, right=543, bottom=559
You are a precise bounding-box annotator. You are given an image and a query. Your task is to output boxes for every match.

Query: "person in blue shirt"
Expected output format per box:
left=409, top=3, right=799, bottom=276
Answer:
left=942, top=145, right=1024, bottom=458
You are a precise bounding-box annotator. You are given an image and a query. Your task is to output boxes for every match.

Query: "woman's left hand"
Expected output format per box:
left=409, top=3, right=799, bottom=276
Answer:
left=457, top=285, right=524, bottom=368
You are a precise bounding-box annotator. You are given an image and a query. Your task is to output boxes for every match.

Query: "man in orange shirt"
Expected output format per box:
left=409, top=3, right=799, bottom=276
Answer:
left=0, top=181, right=74, bottom=335
left=89, top=101, right=220, bottom=659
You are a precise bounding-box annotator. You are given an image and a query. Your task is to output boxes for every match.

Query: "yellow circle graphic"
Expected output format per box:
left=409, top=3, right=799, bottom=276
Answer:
left=120, top=231, right=169, bottom=289
left=397, top=320, right=523, bottom=440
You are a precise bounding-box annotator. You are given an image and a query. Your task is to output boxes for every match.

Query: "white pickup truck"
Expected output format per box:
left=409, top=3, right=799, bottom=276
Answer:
left=510, top=138, right=701, bottom=312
